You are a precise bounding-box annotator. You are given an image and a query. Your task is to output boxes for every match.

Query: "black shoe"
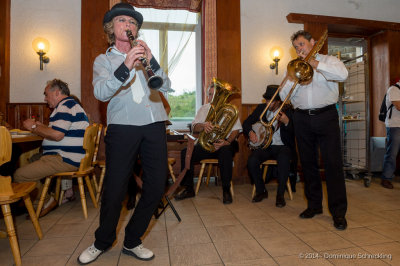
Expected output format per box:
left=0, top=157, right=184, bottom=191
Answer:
left=333, top=217, right=347, bottom=230
left=252, top=190, right=268, bottom=203
left=299, top=208, right=323, bottom=219
left=174, top=187, right=195, bottom=201
left=223, top=190, right=232, bottom=204
left=381, top=179, right=394, bottom=189
left=275, top=195, right=286, bottom=208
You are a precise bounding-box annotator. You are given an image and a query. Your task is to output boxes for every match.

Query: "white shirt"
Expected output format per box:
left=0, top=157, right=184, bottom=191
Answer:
left=266, top=109, right=284, bottom=146
left=385, top=82, right=400, bottom=127
left=93, top=46, right=170, bottom=126
left=280, top=54, right=348, bottom=109
left=192, top=103, right=242, bottom=137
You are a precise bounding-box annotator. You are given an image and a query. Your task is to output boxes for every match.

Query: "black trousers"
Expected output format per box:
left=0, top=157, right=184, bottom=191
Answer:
left=293, top=108, right=347, bottom=217
left=180, top=143, right=235, bottom=189
left=94, top=122, right=167, bottom=250
left=247, top=145, right=291, bottom=196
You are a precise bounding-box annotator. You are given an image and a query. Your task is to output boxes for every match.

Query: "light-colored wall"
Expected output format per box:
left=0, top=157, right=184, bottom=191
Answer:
left=10, top=0, right=81, bottom=103
left=241, top=0, right=400, bottom=103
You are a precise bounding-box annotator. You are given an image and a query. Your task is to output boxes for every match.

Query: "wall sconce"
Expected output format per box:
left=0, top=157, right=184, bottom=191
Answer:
left=32, top=37, right=50, bottom=70
left=269, top=46, right=283, bottom=75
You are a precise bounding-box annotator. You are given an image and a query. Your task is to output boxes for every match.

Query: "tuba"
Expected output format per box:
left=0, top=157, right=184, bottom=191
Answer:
left=258, top=30, right=328, bottom=149
left=126, top=30, right=164, bottom=90
left=198, top=78, right=240, bottom=152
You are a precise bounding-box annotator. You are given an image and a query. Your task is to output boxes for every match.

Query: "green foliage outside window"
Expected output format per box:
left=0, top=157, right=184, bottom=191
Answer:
left=168, top=91, right=196, bottom=121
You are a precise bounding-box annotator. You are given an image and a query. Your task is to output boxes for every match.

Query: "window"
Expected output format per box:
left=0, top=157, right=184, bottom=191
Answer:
left=136, top=8, right=202, bottom=130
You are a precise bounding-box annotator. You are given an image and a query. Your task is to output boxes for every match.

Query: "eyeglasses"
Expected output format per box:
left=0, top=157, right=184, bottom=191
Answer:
left=114, top=17, right=139, bottom=27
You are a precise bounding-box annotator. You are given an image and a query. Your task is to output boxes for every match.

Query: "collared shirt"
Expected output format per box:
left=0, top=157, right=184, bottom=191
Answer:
left=280, top=54, right=348, bottom=109
left=192, top=103, right=242, bottom=137
left=42, top=97, right=89, bottom=167
left=93, top=46, right=170, bottom=126
left=385, top=82, right=400, bottom=127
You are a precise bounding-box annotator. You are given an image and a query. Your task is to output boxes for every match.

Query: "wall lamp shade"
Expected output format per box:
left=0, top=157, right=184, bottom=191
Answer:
left=269, top=46, right=283, bottom=75
left=32, top=37, right=50, bottom=70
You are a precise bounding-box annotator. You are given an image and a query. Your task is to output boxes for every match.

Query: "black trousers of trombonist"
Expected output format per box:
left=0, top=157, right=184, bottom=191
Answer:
left=94, top=122, right=167, bottom=250
left=293, top=106, right=347, bottom=218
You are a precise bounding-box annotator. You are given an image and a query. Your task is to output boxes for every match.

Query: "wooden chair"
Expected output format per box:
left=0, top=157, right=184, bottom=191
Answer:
left=93, top=126, right=106, bottom=203
left=251, top=159, right=293, bottom=200
left=0, top=126, right=43, bottom=266
left=90, top=124, right=103, bottom=201
left=195, top=159, right=234, bottom=196
left=167, top=157, right=177, bottom=183
left=36, top=124, right=99, bottom=219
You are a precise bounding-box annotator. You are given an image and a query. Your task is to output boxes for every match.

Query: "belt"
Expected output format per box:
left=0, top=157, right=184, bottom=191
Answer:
left=295, top=104, right=336, bottom=116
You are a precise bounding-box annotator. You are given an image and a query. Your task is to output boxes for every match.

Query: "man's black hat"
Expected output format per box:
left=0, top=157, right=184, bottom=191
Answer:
left=263, top=85, right=280, bottom=101
left=103, top=3, right=143, bottom=27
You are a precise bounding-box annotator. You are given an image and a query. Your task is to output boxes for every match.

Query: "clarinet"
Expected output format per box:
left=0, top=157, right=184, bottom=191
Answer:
left=126, top=29, right=164, bottom=90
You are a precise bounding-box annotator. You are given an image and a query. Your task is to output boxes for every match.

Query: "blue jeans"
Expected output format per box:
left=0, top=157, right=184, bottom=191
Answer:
left=382, top=127, right=400, bottom=180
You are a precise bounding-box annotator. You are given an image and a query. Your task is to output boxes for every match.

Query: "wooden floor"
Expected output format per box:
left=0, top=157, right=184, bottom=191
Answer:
left=0, top=178, right=400, bottom=265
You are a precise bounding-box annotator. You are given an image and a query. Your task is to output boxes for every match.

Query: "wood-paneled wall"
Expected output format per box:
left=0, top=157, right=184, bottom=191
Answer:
left=216, top=0, right=248, bottom=183
left=81, top=0, right=109, bottom=125
left=6, top=103, right=51, bottom=129
left=0, top=0, right=10, bottom=116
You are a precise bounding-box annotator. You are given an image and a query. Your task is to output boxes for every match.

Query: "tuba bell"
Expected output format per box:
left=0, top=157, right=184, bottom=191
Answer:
left=258, top=30, right=328, bottom=149
left=198, top=78, right=240, bottom=152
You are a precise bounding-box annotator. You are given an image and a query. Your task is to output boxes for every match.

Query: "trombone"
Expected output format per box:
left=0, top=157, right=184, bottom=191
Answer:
left=258, top=30, right=328, bottom=149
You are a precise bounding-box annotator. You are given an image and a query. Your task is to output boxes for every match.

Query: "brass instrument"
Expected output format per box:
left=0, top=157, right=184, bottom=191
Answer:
left=258, top=30, right=328, bottom=149
left=198, top=78, right=240, bottom=152
left=126, top=30, right=164, bottom=90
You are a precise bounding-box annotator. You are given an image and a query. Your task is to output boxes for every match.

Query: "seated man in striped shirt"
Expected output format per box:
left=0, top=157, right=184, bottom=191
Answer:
left=14, top=79, right=89, bottom=217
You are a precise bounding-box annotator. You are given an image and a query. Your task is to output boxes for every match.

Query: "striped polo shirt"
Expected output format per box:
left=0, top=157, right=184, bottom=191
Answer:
left=42, top=97, right=89, bottom=167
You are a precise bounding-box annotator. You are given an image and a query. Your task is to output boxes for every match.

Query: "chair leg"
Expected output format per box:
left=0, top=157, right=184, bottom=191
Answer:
left=230, top=181, right=234, bottom=197
left=168, top=163, right=176, bottom=183
left=23, top=195, right=43, bottom=239
left=55, top=177, right=61, bottom=203
left=286, top=179, right=293, bottom=200
left=58, top=190, right=65, bottom=206
left=206, top=164, right=212, bottom=186
left=196, top=163, right=206, bottom=195
left=91, top=172, right=99, bottom=193
left=96, top=166, right=106, bottom=203
left=77, top=177, right=88, bottom=219
left=36, top=177, right=51, bottom=218
left=1, top=204, right=22, bottom=266
left=85, top=175, right=98, bottom=208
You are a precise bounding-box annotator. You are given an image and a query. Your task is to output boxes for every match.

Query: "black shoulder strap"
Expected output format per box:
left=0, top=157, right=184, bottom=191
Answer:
left=394, top=84, right=400, bottom=89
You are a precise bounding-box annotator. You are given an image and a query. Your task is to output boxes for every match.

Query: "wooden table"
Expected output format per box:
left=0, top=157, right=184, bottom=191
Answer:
left=11, top=134, right=43, bottom=167
left=11, top=134, right=43, bottom=144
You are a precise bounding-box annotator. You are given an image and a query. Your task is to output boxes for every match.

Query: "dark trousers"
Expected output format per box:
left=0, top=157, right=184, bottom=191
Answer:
left=293, top=108, right=347, bottom=218
left=94, top=122, right=167, bottom=250
left=247, top=145, right=291, bottom=196
left=180, top=143, right=235, bottom=189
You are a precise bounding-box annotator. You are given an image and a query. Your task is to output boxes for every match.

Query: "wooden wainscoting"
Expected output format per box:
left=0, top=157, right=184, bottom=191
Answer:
left=6, top=103, right=51, bottom=129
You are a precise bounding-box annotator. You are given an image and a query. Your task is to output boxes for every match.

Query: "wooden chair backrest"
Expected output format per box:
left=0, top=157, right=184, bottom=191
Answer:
left=92, top=124, right=103, bottom=163
left=0, top=126, right=12, bottom=167
left=0, top=176, right=14, bottom=198
left=78, top=124, right=99, bottom=172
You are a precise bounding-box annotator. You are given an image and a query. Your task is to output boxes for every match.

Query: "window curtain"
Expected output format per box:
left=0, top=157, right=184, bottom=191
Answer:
left=125, top=0, right=201, bottom=12
left=201, top=0, right=217, bottom=102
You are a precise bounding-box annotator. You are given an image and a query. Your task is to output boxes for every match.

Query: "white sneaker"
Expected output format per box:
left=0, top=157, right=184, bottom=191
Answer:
left=122, top=244, right=155, bottom=261
left=77, top=244, right=103, bottom=265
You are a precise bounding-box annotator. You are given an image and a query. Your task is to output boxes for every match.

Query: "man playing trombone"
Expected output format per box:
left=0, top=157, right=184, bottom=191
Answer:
left=243, top=85, right=296, bottom=207
left=280, top=30, right=348, bottom=230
